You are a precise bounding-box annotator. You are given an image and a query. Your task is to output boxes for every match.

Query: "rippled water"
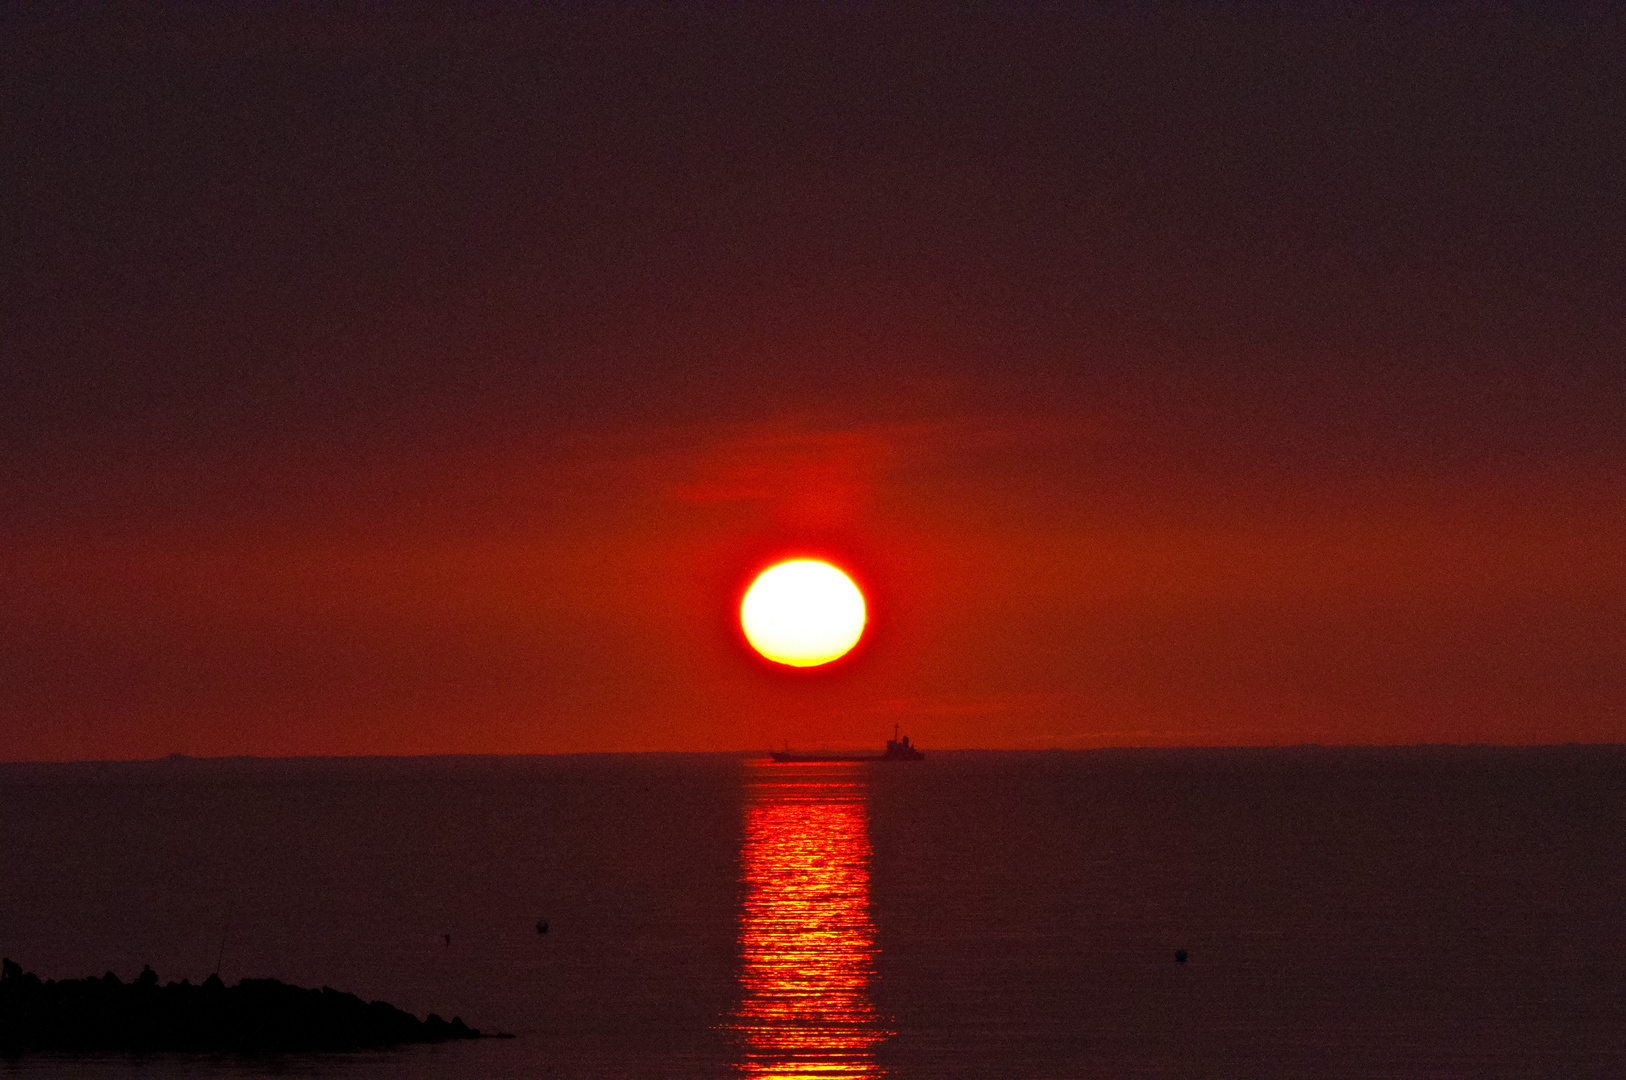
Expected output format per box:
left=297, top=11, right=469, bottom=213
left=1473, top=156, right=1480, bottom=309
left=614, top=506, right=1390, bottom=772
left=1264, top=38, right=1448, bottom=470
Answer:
left=2, top=748, right=1624, bottom=1077
left=732, top=764, right=887, bottom=1076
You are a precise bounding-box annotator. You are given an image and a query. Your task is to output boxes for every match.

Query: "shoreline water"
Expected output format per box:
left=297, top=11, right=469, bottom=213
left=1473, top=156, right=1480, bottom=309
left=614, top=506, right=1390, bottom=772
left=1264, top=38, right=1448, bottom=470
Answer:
left=2, top=747, right=1622, bottom=1076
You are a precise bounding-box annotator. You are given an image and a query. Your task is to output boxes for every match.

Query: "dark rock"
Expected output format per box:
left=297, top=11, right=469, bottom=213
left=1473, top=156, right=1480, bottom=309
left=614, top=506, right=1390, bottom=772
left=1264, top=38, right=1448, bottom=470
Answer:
left=0, top=959, right=499, bottom=1054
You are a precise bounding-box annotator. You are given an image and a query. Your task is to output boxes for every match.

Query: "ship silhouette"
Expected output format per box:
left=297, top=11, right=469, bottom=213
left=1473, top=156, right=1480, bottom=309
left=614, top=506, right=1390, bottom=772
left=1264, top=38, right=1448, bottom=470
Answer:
left=769, top=724, right=925, bottom=763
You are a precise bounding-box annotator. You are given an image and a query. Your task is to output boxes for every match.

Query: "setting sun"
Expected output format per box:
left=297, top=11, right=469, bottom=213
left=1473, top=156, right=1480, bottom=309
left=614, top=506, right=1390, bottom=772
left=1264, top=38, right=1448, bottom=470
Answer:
left=740, top=560, right=866, bottom=667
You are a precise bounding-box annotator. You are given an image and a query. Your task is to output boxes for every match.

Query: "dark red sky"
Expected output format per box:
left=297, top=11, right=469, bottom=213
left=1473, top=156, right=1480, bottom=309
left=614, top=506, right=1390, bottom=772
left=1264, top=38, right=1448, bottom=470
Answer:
left=3, top=6, right=1622, bottom=758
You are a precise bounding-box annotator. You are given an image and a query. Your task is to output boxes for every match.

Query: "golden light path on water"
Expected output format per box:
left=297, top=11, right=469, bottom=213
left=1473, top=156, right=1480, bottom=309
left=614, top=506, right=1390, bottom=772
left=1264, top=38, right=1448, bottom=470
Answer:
left=731, top=761, right=889, bottom=1077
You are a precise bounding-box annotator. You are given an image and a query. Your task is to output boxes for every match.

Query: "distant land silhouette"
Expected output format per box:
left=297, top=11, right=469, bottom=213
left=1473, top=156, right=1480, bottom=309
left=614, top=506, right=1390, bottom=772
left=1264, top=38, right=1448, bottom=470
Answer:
left=0, top=959, right=505, bottom=1053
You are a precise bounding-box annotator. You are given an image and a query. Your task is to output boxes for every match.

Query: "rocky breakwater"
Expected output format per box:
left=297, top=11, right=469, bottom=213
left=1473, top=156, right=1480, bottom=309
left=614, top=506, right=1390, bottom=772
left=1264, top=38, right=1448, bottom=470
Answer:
left=0, top=958, right=507, bottom=1053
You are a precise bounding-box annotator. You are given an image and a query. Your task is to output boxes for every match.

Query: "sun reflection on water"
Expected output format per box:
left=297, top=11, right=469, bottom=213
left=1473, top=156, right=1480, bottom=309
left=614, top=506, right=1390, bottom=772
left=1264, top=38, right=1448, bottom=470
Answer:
left=731, top=761, right=889, bottom=1077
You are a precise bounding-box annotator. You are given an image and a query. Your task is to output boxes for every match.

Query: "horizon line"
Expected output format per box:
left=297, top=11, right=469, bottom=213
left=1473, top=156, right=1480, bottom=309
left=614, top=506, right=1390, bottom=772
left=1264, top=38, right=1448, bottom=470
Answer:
left=3, top=742, right=1623, bottom=766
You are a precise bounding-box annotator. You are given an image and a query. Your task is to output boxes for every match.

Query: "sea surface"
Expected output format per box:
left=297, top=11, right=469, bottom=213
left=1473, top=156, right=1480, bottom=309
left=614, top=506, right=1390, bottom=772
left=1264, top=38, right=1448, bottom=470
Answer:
left=2, top=747, right=1624, bottom=1078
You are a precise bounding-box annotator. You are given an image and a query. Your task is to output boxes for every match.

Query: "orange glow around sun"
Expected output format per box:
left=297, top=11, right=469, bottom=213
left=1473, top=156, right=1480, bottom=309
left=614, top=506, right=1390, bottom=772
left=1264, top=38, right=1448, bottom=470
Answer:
left=740, top=560, right=866, bottom=667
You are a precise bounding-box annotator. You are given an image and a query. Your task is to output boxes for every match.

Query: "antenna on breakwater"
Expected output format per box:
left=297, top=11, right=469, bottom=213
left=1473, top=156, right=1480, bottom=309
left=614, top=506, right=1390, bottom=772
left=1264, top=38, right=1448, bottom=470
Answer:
left=214, top=900, right=235, bottom=978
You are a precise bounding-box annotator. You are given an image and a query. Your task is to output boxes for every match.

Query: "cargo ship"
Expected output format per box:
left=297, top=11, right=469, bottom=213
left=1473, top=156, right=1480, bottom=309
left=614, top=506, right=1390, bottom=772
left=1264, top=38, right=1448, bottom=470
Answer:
left=769, top=725, right=925, bottom=763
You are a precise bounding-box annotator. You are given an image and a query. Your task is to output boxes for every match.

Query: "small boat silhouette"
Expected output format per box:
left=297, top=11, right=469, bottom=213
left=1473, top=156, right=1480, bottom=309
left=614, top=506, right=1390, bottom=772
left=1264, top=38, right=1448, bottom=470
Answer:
left=535, top=920, right=548, bottom=935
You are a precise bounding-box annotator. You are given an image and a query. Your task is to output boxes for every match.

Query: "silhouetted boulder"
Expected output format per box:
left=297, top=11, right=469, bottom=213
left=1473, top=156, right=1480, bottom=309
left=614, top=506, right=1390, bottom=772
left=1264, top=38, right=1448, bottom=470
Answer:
left=0, top=959, right=493, bottom=1053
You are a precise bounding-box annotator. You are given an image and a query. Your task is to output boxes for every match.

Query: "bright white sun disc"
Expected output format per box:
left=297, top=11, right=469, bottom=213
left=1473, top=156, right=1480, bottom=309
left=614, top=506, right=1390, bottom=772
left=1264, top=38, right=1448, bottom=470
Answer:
left=740, top=560, right=866, bottom=667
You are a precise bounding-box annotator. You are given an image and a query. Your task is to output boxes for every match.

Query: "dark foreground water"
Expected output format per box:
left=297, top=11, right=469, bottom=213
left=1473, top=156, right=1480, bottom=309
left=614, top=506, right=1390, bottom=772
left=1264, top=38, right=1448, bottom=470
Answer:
left=2, top=747, right=1624, bottom=1078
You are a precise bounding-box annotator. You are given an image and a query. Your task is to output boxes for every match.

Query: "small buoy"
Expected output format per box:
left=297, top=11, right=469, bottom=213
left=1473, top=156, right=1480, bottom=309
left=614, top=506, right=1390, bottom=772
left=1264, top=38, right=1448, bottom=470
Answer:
left=443, top=934, right=451, bottom=947
left=536, top=920, right=549, bottom=935
left=1174, top=949, right=1188, bottom=963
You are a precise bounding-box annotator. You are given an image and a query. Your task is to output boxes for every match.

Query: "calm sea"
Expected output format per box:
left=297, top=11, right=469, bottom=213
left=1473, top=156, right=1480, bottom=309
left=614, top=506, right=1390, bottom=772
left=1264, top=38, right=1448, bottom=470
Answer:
left=2, top=748, right=1623, bottom=1077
